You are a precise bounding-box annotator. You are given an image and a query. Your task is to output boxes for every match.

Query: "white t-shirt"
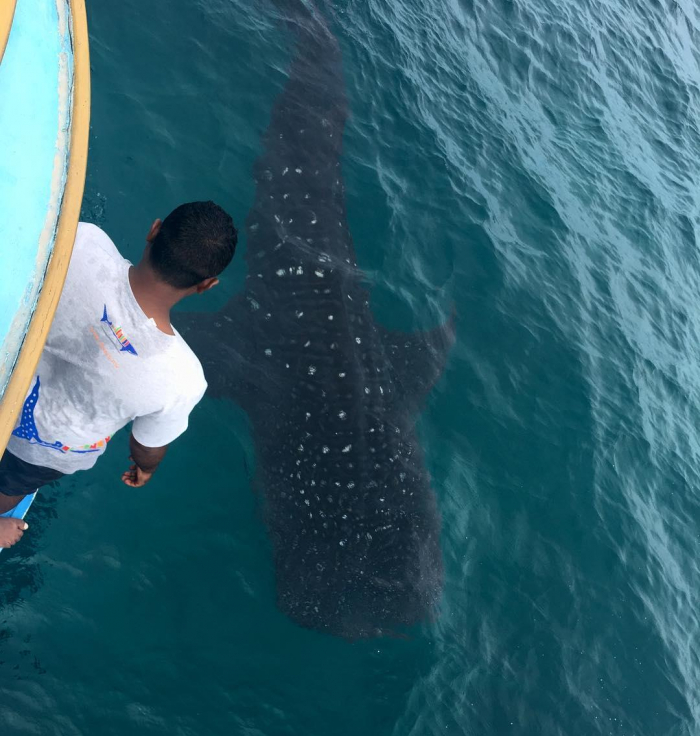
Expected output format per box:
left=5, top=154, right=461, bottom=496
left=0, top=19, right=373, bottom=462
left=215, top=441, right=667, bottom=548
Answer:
left=7, top=223, right=207, bottom=473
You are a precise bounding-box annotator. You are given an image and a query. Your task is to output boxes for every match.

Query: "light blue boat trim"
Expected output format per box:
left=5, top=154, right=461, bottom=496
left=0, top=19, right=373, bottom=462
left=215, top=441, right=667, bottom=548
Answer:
left=0, top=491, right=36, bottom=552
left=0, top=0, right=74, bottom=399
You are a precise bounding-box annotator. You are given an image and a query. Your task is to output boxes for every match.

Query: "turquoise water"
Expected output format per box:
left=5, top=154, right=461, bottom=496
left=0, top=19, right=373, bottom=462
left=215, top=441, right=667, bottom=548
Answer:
left=2, top=0, right=700, bottom=732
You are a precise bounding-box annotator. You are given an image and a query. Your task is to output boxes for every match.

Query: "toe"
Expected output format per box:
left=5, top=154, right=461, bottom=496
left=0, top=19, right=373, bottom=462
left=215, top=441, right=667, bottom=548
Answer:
left=0, top=518, right=28, bottom=547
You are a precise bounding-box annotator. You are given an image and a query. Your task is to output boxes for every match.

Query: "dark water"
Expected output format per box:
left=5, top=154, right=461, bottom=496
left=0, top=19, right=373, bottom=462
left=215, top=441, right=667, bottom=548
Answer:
left=2, top=0, right=700, bottom=732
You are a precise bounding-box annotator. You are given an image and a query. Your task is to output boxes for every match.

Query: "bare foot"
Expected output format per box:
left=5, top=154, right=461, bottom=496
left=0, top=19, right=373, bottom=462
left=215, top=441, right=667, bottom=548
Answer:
left=0, top=518, right=28, bottom=548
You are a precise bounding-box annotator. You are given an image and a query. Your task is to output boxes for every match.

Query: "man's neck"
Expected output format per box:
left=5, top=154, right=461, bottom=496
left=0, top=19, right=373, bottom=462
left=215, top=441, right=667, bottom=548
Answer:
left=128, top=263, right=179, bottom=336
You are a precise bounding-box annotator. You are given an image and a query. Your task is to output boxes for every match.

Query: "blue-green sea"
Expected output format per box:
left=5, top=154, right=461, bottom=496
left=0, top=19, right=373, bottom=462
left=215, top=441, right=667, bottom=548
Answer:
left=3, top=0, right=700, bottom=733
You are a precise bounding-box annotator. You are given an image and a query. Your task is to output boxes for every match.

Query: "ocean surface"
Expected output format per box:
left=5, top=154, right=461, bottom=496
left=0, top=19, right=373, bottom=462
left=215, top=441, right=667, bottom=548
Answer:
left=2, top=0, right=700, bottom=733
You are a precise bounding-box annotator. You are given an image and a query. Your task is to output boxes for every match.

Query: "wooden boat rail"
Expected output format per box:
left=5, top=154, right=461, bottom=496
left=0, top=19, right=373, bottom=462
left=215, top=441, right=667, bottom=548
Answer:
left=0, top=0, right=90, bottom=454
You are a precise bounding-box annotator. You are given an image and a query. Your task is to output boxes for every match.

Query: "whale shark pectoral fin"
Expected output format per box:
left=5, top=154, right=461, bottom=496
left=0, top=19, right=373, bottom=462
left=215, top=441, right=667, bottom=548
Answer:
left=175, top=296, right=258, bottom=406
left=381, top=309, right=456, bottom=411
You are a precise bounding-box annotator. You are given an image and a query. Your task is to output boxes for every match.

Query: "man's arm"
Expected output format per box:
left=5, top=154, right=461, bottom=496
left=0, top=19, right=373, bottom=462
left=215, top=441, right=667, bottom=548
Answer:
left=122, top=433, right=168, bottom=488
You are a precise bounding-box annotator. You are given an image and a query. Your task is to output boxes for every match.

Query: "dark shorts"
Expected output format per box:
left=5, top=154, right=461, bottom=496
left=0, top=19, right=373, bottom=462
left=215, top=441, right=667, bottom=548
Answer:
left=0, top=451, right=65, bottom=497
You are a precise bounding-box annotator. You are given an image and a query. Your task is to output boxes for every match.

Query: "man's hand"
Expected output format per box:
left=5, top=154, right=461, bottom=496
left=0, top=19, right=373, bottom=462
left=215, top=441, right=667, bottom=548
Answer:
left=121, top=460, right=154, bottom=488
left=122, top=434, right=168, bottom=488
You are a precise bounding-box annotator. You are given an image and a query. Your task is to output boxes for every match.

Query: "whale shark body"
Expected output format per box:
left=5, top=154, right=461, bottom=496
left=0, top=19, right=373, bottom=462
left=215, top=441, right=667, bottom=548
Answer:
left=179, top=4, right=455, bottom=638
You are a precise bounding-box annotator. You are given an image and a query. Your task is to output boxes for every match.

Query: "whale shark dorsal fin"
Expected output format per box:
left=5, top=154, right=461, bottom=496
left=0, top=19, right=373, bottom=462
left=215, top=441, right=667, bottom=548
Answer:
left=380, top=309, right=456, bottom=414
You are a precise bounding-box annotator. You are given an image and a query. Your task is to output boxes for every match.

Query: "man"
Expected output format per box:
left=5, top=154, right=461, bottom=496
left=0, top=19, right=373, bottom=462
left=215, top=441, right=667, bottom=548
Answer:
left=0, top=201, right=237, bottom=547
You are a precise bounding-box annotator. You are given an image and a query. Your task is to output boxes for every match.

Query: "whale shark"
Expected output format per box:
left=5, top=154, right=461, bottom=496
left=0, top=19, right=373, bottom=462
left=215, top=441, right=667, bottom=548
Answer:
left=178, top=2, right=455, bottom=638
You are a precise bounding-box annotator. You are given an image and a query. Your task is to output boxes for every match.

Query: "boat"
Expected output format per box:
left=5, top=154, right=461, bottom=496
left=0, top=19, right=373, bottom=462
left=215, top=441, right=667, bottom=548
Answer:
left=0, top=0, right=90, bottom=543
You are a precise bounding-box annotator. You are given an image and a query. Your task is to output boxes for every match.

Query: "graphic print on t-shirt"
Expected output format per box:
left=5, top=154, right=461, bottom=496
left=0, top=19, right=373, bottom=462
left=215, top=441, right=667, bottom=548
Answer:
left=11, top=376, right=110, bottom=453
left=101, top=305, right=138, bottom=356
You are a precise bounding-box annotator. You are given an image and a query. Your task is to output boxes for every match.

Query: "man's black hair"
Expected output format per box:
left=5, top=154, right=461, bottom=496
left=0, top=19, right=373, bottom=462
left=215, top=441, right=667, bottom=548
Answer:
left=149, top=201, right=237, bottom=289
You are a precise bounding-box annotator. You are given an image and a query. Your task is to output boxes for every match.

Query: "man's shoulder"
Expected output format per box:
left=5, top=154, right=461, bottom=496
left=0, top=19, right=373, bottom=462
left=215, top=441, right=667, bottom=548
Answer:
left=166, top=336, right=208, bottom=400
left=74, top=222, right=123, bottom=264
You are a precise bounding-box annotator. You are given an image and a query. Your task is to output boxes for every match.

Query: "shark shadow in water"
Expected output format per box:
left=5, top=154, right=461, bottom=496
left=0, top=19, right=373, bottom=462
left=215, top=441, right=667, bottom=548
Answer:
left=178, top=3, right=455, bottom=638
